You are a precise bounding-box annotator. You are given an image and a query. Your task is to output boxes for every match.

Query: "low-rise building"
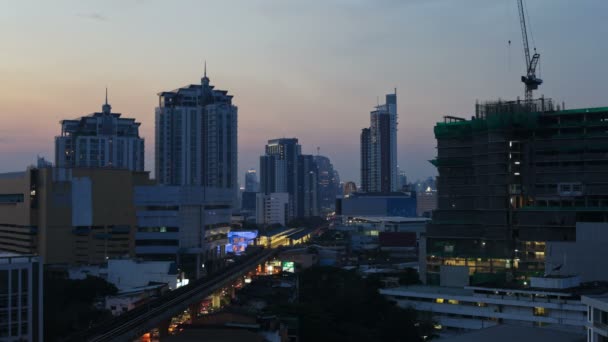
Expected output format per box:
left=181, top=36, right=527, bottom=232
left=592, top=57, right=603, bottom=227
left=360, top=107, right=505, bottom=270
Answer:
left=0, top=253, right=43, bottom=341
left=380, top=281, right=588, bottom=334
left=134, top=185, right=233, bottom=277
left=582, top=294, right=608, bottom=342
left=336, top=192, right=417, bottom=218
left=256, top=193, right=289, bottom=226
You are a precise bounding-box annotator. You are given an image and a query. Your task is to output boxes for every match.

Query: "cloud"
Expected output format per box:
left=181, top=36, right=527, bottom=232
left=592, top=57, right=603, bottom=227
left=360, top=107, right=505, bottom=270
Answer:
left=77, top=12, right=109, bottom=22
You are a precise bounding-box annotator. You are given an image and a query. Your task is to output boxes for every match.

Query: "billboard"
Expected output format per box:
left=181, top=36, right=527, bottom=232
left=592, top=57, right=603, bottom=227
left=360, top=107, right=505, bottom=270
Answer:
left=282, top=261, right=295, bottom=273
left=225, top=230, right=258, bottom=255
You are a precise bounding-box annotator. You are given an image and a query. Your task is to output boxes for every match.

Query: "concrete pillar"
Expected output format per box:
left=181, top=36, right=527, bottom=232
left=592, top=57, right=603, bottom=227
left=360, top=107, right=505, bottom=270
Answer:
left=196, top=253, right=201, bottom=279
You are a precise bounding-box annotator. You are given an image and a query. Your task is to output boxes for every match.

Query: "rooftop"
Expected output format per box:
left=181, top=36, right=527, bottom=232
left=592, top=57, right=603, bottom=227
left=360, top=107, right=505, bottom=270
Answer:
left=439, top=324, right=584, bottom=342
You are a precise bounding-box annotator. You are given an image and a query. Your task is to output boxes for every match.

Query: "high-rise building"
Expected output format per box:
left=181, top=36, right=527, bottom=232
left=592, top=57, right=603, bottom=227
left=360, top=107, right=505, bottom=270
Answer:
left=155, top=67, right=237, bottom=191
left=360, top=91, right=398, bottom=192
left=259, top=139, right=321, bottom=219
left=424, top=99, right=608, bottom=286
left=397, top=170, right=408, bottom=191
left=297, top=154, right=319, bottom=217
left=360, top=128, right=371, bottom=192
left=55, top=90, right=145, bottom=171
left=0, top=253, right=43, bottom=341
left=314, top=155, right=341, bottom=213
left=245, top=168, right=259, bottom=192
left=260, top=138, right=301, bottom=218
left=416, top=187, right=437, bottom=217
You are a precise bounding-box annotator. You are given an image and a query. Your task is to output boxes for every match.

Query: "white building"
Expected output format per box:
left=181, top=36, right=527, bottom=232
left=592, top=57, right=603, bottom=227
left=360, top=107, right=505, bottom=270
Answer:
left=0, top=253, right=43, bottom=341
left=256, top=193, right=289, bottom=226
left=582, top=294, right=608, bottom=342
left=55, top=91, right=145, bottom=171
left=380, top=283, right=587, bottom=334
left=134, top=185, right=232, bottom=278
left=155, top=67, right=237, bottom=191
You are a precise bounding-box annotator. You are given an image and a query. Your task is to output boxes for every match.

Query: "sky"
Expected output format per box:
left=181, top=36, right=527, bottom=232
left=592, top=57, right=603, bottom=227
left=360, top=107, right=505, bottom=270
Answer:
left=1, top=0, right=607, bottom=184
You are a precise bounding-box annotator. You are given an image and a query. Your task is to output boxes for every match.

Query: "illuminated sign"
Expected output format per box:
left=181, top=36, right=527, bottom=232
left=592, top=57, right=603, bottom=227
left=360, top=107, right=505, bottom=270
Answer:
left=282, top=261, right=295, bottom=273
left=226, top=230, right=258, bottom=255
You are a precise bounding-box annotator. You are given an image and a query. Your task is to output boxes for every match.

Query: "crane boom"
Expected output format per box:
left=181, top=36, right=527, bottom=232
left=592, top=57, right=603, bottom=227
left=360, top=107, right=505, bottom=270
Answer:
left=517, top=0, right=542, bottom=102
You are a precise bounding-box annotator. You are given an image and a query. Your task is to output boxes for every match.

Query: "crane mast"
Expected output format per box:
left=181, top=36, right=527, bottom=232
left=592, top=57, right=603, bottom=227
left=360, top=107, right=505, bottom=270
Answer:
left=517, top=0, right=542, bottom=102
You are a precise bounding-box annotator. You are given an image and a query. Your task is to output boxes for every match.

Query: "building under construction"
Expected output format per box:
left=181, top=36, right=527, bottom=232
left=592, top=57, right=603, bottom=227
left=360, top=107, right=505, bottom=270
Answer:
left=424, top=98, right=608, bottom=285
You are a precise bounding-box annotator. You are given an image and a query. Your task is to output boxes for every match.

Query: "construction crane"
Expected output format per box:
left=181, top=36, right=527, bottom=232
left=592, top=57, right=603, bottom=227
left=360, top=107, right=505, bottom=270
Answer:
left=517, top=0, right=542, bottom=102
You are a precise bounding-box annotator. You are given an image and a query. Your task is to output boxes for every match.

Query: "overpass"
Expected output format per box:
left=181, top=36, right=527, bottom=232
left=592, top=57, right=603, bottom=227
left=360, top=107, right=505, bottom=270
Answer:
left=67, top=247, right=279, bottom=342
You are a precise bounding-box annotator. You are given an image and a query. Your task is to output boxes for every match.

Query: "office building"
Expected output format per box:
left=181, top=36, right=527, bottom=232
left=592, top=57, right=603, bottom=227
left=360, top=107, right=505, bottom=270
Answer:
left=256, top=193, right=289, bottom=226
left=397, top=170, right=408, bottom=191
left=416, top=187, right=437, bottom=217
left=55, top=91, right=145, bottom=171
left=0, top=167, right=137, bottom=264
left=360, top=92, right=398, bottom=193
left=244, top=169, right=259, bottom=192
left=155, top=67, right=237, bottom=191
left=343, top=181, right=357, bottom=196
left=314, top=155, right=341, bottom=213
left=0, top=253, right=43, bottom=341
left=134, top=184, right=233, bottom=277
left=297, top=154, right=319, bottom=217
left=260, top=138, right=320, bottom=219
left=425, top=99, right=608, bottom=285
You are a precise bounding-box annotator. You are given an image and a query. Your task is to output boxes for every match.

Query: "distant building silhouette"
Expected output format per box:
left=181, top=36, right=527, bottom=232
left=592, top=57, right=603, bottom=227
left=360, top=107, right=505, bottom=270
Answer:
left=343, top=181, right=357, bottom=196
left=314, top=155, right=341, bottom=213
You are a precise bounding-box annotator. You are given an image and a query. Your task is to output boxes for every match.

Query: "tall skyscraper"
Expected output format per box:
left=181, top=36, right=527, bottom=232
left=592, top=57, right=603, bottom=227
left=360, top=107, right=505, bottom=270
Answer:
left=297, top=154, right=319, bottom=217
left=55, top=90, right=145, bottom=171
left=155, top=66, right=237, bottom=190
left=314, top=155, right=341, bottom=213
left=360, top=91, right=398, bottom=192
left=245, top=168, right=259, bottom=192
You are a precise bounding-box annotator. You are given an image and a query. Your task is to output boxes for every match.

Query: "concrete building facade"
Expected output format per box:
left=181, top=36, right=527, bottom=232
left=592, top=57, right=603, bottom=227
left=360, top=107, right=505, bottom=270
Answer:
left=0, top=167, right=137, bottom=264
left=134, top=185, right=232, bottom=276
left=256, top=193, right=289, bottom=226
left=426, top=100, right=608, bottom=285
left=0, top=253, right=43, bottom=342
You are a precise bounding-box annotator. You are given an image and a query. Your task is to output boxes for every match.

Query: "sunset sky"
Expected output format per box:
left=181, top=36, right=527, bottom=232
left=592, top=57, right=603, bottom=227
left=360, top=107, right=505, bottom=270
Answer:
left=1, top=0, right=607, bottom=184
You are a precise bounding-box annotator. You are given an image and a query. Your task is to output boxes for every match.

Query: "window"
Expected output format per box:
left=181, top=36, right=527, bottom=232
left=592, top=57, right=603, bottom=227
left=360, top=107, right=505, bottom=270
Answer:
left=533, top=307, right=546, bottom=316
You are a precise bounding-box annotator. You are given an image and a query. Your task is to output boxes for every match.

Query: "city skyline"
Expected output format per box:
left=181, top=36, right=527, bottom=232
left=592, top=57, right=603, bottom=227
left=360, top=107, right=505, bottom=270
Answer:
left=1, top=0, right=608, bottom=183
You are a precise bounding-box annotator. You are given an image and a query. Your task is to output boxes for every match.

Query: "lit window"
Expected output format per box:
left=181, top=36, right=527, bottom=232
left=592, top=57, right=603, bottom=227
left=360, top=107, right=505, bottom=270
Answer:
left=533, top=307, right=546, bottom=316
left=435, top=298, right=444, bottom=304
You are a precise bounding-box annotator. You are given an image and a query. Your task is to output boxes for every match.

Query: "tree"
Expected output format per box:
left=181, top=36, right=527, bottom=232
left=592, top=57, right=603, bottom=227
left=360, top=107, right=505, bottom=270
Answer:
left=268, top=267, right=434, bottom=342
left=44, top=275, right=118, bottom=341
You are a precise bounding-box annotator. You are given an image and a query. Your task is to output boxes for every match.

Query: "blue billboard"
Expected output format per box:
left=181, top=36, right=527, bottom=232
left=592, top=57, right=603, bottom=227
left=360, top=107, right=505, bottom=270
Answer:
left=226, top=230, right=258, bottom=255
